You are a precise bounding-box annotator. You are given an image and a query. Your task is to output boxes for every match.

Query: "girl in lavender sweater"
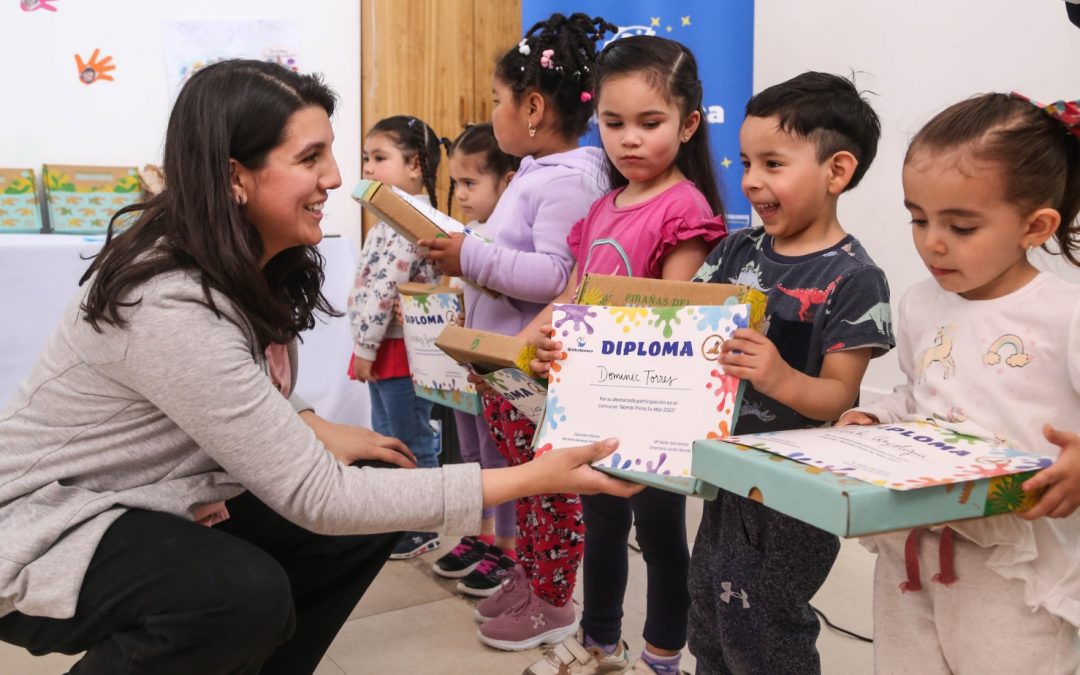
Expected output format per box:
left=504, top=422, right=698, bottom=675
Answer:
left=422, top=11, right=617, bottom=652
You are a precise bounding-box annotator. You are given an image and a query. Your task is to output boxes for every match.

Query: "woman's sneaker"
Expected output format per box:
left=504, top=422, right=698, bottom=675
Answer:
left=389, top=531, right=440, bottom=560
left=523, top=630, right=629, bottom=675
left=477, top=591, right=578, bottom=651
left=474, top=564, right=530, bottom=622
left=456, top=547, right=515, bottom=597
left=433, top=536, right=488, bottom=578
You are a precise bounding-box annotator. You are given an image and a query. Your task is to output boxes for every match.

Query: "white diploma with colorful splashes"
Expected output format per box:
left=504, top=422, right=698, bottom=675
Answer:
left=726, top=418, right=1055, bottom=490
left=399, top=285, right=481, bottom=414
left=534, top=303, right=750, bottom=478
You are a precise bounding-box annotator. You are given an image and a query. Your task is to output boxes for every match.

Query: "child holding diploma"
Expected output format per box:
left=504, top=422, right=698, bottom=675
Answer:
left=421, top=11, right=615, bottom=640
left=839, top=93, right=1080, bottom=673
left=687, top=72, right=895, bottom=674
left=527, top=35, right=726, bottom=675
left=348, top=115, right=443, bottom=559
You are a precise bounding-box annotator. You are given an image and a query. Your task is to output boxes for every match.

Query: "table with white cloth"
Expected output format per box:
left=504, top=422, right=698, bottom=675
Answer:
left=0, top=233, right=371, bottom=428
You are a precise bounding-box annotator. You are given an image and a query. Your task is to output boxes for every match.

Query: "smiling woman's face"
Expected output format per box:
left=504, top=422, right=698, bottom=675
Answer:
left=238, top=105, right=342, bottom=265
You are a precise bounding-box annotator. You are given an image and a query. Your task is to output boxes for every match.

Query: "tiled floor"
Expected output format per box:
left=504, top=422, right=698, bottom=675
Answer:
left=1, top=499, right=876, bottom=674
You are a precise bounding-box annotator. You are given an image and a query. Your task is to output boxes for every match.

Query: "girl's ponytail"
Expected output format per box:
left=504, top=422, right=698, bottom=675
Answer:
left=1054, top=132, right=1080, bottom=265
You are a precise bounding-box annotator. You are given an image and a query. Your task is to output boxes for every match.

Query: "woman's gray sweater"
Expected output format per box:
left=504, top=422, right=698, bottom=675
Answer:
left=0, top=270, right=481, bottom=619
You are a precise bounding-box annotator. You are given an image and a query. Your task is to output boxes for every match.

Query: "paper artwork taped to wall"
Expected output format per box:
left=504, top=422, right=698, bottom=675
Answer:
left=162, top=19, right=301, bottom=97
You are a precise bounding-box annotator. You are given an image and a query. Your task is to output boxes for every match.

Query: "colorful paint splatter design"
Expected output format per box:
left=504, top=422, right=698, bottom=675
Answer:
left=727, top=421, right=1054, bottom=492
left=538, top=303, right=748, bottom=477
left=399, top=290, right=480, bottom=414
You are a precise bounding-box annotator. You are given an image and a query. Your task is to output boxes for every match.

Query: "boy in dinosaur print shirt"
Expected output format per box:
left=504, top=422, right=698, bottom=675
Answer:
left=687, top=72, right=895, bottom=674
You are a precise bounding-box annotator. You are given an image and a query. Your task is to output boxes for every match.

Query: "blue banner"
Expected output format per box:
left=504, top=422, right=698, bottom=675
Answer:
left=522, top=1, right=753, bottom=228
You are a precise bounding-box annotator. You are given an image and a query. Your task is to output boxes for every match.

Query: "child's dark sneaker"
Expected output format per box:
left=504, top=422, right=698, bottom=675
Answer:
left=433, top=536, right=489, bottom=578
left=455, top=546, right=515, bottom=597
left=390, top=531, right=440, bottom=560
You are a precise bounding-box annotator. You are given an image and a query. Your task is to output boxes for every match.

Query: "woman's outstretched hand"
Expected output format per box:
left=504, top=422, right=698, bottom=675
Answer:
left=481, top=438, right=643, bottom=507
left=533, top=439, right=645, bottom=497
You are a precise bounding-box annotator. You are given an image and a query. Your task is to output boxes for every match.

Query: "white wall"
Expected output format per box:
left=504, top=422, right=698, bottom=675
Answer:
left=753, top=0, right=1080, bottom=397
left=3, top=1, right=1078, bottom=394
left=0, top=0, right=362, bottom=243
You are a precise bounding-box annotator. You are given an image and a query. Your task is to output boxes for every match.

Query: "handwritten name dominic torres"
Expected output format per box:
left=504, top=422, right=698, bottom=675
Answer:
left=596, top=366, right=678, bottom=388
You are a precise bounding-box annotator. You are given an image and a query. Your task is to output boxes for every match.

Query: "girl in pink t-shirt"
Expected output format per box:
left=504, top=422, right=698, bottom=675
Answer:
left=520, top=36, right=727, bottom=674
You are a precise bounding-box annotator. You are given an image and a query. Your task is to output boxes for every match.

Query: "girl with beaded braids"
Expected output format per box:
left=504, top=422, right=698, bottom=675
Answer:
left=347, top=115, right=444, bottom=559
left=420, top=11, right=616, bottom=652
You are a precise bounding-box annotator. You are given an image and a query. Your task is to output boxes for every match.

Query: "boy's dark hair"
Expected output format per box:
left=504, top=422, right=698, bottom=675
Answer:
left=907, top=93, right=1080, bottom=265
left=595, top=35, right=725, bottom=216
left=368, top=115, right=444, bottom=209
left=445, top=123, right=521, bottom=216
left=495, top=12, right=617, bottom=140
left=746, top=71, right=881, bottom=191
left=81, top=59, right=339, bottom=350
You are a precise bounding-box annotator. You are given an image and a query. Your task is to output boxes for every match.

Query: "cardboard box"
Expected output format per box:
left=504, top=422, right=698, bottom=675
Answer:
left=691, top=439, right=1042, bottom=536
left=435, top=325, right=547, bottom=424
left=398, top=282, right=481, bottom=414
left=565, top=275, right=768, bottom=498
left=43, top=164, right=142, bottom=234
left=351, top=179, right=497, bottom=297
left=0, top=169, right=43, bottom=233
left=576, top=274, right=768, bottom=330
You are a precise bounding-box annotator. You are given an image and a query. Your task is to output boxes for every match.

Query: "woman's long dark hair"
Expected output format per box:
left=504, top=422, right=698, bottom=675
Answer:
left=80, top=59, right=340, bottom=350
left=595, top=36, right=725, bottom=216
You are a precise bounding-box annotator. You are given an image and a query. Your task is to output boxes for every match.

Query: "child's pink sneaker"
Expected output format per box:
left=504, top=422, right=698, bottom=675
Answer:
left=474, top=564, right=530, bottom=622
left=476, top=590, right=578, bottom=651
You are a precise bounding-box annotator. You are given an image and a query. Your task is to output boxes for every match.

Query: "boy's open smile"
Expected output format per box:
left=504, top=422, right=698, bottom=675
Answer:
left=738, top=114, right=850, bottom=256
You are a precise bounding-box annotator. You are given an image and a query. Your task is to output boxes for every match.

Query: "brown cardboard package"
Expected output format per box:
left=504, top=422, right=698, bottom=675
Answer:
left=576, top=274, right=767, bottom=329
left=435, top=325, right=547, bottom=424
left=352, top=179, right=497, bottom=297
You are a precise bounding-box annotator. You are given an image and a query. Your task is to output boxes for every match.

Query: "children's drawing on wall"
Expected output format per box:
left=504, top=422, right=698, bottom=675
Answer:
left=20, top=0, right=58, bottom=12
left=74, top=49, right=114, bottom=85
left=161, top=19, right=300, bottom=97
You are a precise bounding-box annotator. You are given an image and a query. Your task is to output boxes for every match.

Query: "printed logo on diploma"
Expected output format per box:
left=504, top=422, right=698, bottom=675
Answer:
left=535, top=303, right=749, bottom=476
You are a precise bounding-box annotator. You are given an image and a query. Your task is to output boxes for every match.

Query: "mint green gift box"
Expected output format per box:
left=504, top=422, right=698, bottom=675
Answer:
left=691, top=439, right=1039, bottom=537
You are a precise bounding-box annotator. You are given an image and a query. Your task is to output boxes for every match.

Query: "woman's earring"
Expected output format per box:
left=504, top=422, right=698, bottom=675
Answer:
left=528, top=121, right=536, bottom=138
left=235, top=190, right=247, bottom=206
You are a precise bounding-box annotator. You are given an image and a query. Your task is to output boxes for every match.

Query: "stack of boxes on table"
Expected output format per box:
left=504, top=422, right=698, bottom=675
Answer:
left=0, top=165, right=144, bottom=234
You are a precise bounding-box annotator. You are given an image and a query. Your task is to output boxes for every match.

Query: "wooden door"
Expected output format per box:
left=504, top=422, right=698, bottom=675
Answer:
left=360, top=0, right=521, bottom=237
